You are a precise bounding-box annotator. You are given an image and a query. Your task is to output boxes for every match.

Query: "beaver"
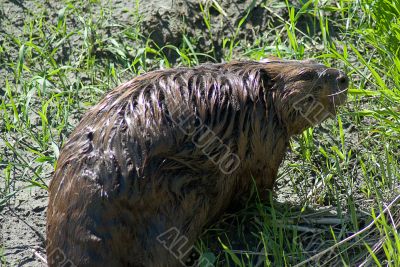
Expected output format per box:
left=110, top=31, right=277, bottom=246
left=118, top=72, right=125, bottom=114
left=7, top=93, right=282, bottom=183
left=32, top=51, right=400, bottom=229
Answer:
left=46, top=58, right=348, bottom=267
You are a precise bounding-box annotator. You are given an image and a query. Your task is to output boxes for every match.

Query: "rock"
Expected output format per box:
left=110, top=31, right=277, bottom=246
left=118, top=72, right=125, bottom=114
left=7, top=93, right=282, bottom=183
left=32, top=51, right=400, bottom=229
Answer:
left=32, top=205, right=46, bottom=213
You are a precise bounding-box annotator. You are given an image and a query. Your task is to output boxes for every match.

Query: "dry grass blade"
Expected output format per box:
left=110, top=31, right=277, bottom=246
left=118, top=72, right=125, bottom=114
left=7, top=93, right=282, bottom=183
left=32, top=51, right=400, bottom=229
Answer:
left=294, top=195, right=400, bottom=267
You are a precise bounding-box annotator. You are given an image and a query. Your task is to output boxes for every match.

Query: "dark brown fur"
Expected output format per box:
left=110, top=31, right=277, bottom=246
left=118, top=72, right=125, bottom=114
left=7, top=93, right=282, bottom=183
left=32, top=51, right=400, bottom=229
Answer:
left=46, top=59, right=348, bottom=266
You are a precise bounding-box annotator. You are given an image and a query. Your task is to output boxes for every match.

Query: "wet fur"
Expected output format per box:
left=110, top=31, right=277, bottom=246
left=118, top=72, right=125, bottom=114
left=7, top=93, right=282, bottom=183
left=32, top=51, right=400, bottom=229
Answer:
left=46, top=60, right=348, bottom=266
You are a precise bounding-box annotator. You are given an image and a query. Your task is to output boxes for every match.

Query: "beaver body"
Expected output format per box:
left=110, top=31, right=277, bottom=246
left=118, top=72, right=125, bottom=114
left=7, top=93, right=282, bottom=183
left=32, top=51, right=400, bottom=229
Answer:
left=46, top=59, right=348, bottom=266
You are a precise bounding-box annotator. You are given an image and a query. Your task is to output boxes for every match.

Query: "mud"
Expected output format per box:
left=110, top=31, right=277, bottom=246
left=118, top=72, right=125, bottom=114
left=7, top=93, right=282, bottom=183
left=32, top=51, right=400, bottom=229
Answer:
left=136, top=0, right=282, bottom=60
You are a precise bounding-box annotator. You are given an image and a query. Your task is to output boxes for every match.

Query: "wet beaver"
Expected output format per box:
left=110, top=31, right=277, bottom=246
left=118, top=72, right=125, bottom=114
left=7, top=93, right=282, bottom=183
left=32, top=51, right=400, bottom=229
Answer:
left=46, top=58, right=348, bottom=266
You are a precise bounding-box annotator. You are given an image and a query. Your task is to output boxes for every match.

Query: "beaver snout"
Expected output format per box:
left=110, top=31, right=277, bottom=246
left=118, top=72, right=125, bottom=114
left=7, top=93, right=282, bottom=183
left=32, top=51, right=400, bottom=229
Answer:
left=323, top=69, right=348, bottom=86
left=321, top=69, right=348, bottom=107
left=336, top=70, right=349, bottom=90
left=322, top=69, right=349, bottom=92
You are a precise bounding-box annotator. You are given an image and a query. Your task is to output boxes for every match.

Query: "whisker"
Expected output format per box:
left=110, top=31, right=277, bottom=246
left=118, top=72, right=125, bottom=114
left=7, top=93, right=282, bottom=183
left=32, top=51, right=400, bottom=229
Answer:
left=326, top=88, right=348, bottom=97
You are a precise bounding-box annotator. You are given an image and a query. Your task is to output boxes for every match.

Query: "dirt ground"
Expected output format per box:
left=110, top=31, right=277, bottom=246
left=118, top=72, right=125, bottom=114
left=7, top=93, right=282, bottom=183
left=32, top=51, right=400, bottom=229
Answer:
left=1, top=186, right=47, bottom=266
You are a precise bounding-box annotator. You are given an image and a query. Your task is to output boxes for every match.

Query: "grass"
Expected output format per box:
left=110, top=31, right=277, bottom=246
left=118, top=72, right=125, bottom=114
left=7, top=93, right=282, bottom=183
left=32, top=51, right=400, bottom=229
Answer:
left=0, top=0, right=399, bottom=266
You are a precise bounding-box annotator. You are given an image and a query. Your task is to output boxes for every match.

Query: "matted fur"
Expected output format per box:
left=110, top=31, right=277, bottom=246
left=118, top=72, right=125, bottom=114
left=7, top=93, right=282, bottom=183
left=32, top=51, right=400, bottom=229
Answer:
left=46, top=59, right=348, bottom=266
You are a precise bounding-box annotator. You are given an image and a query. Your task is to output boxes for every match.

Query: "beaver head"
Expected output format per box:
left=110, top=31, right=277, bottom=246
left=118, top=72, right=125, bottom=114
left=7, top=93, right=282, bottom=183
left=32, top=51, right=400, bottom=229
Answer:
left=263, top=59, right=349, bottom=135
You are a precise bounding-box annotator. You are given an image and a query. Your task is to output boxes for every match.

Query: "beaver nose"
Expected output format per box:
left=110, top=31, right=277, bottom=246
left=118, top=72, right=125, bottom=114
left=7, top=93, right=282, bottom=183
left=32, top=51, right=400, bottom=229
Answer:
left=324, top=69, right=349, bottom=88
left=336, top=71, right=349, bottom=87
